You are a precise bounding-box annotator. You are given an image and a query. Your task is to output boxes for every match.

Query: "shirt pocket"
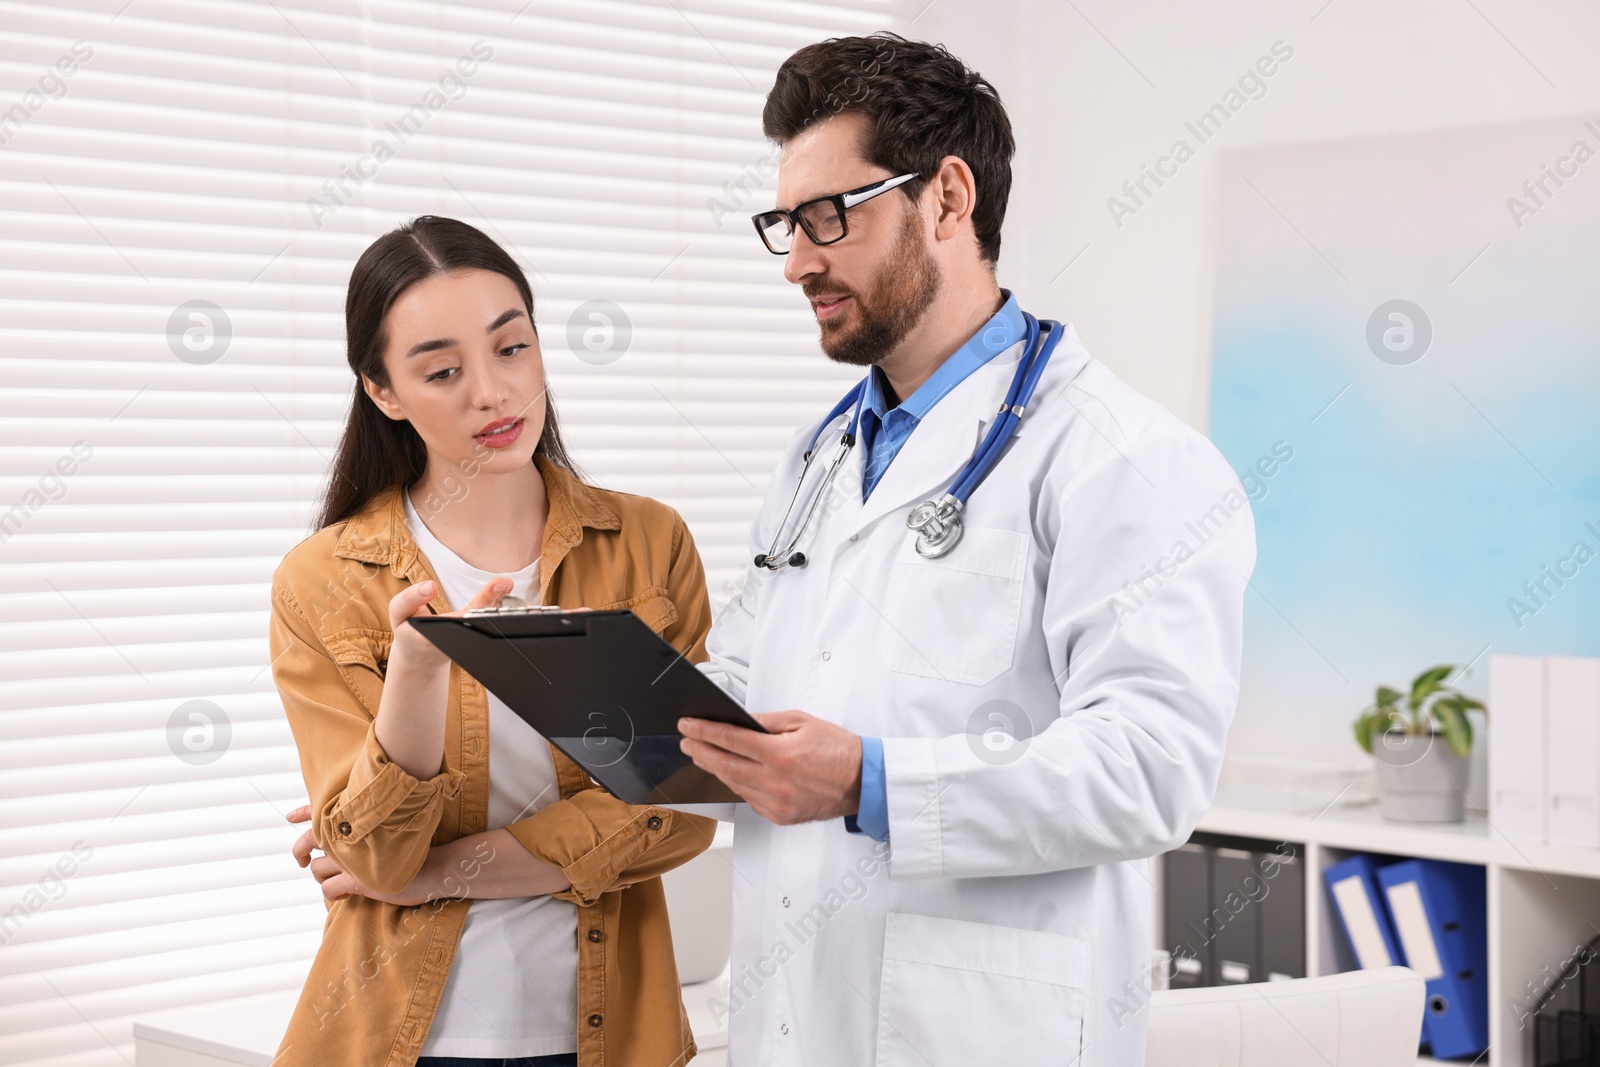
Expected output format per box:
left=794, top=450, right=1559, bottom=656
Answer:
left=877, top=526, right=1029, bottom=686
left=323, top=628, right=394, bottom=717
left=612, top=587, right=679, bottom=636
left=875, top=911, right=1091, bottom=1067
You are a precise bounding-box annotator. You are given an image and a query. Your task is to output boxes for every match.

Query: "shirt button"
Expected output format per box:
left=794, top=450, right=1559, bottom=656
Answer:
left=850, top=533, right=859, bottom=542
left=337, top=821, right=352, bottom=836
left=588, top=1013, right=603, bottom=1028
left=588, top=928, right=603, bottom=943
left=781, top=895, right=790, bottom=908
left=821, top=651, right=831, bottom=661
left=646, top=815, right=662, bottom=830
left=780, top=1023, right=789, bottom=1035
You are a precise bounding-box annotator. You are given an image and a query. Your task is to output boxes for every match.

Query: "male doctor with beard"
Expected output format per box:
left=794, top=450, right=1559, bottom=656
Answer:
left=675, top=32, right=1256, bottom=1067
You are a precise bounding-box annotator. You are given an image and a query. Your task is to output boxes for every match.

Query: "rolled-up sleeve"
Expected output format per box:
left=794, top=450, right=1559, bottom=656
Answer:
left=270, top=582, right=464, bottom=894
left=504, top=792, right=716, bottom=907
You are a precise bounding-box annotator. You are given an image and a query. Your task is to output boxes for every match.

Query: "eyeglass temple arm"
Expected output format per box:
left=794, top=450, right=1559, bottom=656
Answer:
left=839, top=172, right=919, bottom=209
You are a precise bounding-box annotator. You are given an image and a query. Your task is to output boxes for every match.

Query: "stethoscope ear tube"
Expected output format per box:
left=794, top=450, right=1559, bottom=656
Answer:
left=945, top=315, right=1063, bottom=504
left=754, top=388, right=865, bottom=571
left=908, top=314, right=1062, bottom=555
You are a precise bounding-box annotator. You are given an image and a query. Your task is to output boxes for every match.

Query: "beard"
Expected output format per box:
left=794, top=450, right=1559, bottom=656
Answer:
left=806, top=209, right=942, bottom=367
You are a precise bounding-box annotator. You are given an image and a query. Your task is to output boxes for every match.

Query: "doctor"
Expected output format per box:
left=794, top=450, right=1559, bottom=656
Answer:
left=676, top=32, right=1256, bottom=1067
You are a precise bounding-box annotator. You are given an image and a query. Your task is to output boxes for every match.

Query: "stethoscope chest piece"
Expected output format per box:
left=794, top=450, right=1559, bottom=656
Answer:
left=907, top=494, right=964, bottom=559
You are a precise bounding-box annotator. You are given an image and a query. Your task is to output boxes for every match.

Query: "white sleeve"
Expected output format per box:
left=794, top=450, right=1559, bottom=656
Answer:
left=700, top=581, right=755, bottom=706
left=881, top=426, right=1257, bottom=881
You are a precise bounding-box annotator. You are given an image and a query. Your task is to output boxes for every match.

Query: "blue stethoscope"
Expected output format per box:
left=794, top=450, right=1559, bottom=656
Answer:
left=754, top=311, right=1065, bottom=570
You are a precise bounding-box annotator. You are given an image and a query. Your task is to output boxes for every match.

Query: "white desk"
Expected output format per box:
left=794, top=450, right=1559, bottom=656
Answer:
left=133, top=976, right=730, bottom=1066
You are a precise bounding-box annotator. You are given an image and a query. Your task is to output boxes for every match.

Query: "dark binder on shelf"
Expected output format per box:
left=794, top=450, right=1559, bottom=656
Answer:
left=1532, top=931, right=1600, bottom=1066
left=408, top=605, right=768, bottom=805
left=1162, top=841, right=1211, bottom=988
left=1162, top=832, right=1307, bottom=990
left=1323, top=853, right=1404, bottom=971
left=1212, top=847, right=1261, bottom=984
left=1259, top=845, right=1305, bottom=982
left=1376, top=859, right=1489, bottom=1061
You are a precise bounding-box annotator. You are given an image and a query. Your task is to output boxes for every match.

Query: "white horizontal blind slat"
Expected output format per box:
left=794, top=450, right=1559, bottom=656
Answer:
left=0, top=0, right=891, bottom=1063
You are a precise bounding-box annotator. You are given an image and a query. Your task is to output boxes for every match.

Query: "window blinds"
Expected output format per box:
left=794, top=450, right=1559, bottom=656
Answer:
left=0, top=1, right=888, bottom=1062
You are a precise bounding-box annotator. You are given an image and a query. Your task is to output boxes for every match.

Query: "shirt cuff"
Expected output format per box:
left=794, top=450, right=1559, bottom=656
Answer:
left=843, top=735, right=890, bottom=841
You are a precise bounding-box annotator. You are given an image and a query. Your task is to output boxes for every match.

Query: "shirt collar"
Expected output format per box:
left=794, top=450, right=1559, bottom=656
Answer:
left=862, top=288, right=1025, bottom=422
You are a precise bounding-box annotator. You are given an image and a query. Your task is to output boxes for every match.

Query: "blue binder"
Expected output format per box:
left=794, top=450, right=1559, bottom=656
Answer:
left=1322, top=854, right=1403, bottom=970
left=1376, top=859, right=1489, bottom=1060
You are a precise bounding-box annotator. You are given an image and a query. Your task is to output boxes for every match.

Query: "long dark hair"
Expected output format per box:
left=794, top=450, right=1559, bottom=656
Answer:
left=314, top=216, right=580, bottom=531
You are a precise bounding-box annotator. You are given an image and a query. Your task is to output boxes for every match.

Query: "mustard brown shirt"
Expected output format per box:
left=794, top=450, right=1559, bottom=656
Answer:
left=268, top=456, right=718, bottom=1067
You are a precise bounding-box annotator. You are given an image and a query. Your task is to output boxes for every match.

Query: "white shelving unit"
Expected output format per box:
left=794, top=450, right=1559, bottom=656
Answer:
left=1159, top=784, right=1600, bottom=1067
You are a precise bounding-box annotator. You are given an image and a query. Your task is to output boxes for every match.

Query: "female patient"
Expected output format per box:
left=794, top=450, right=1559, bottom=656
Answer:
left=268, top=215, right=716, bottom=1067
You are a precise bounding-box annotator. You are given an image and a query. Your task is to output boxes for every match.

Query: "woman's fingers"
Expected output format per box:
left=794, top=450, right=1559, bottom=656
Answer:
left=387, top=581, right=438, bottom=630
left=320, top=872, right=355, bottom=902
left=308, top=855, right=344, bottom=884
left=456, top=577, right=513, bottom=614
left=285, top=804, right=310, bottom=824
left=291, top=825, right=319, bottom=867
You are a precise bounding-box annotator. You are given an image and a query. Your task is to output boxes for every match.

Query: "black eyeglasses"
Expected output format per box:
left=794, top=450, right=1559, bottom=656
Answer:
left=751, top=173, right=921, bottom=255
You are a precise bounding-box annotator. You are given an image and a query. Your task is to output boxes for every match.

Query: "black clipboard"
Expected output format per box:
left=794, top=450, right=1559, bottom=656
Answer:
left=407, top=606, right=764, bottom=804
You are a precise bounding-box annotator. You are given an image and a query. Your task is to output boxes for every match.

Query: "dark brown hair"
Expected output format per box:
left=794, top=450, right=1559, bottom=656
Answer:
left=313, top=215, right=579, bottom=531
left=762, top=32, right=1015, bottom=264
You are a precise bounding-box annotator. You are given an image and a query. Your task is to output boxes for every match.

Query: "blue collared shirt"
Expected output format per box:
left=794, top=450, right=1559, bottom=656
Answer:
left=846, top=289, right=1025, bottom=842
left=856, top=289, right=1027, bottom=501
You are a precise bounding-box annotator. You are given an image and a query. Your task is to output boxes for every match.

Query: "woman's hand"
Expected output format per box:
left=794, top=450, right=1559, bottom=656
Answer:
left=286, top=804, right=460, bottom=905
left=376, top=576, right=519, bottom=778
left=286, top=807, right=570, bottom=902
left=386, top=577, right=514, bottom=675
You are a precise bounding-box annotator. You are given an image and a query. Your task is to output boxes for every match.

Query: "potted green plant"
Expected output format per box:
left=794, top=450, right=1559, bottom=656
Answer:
left=1352, top=664, right=1486, bottom=823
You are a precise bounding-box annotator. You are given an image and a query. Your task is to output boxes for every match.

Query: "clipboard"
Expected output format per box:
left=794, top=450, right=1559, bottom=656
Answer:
left=407, top=604, right=765, bottom=804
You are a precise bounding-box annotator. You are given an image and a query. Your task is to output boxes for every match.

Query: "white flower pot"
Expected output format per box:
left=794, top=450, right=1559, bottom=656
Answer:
left=1370, top=729, right=1468, bottom=823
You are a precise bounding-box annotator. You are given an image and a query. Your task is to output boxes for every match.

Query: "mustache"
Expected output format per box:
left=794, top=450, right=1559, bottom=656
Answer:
left=802, top=278, right=857, bottom=300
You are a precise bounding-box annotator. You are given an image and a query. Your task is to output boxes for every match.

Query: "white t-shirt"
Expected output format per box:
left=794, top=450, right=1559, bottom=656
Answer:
left=403, top=489, right=578, bottom=1059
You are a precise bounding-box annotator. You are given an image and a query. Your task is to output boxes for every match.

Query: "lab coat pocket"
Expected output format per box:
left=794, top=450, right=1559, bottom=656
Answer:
left=878, top=527, right=1028, bottom=685
left=875, top=912, right=1091, bottom=1067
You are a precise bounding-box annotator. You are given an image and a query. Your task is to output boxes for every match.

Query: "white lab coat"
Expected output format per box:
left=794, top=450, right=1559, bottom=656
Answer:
left=689, top=321, right=1256, bottom=1067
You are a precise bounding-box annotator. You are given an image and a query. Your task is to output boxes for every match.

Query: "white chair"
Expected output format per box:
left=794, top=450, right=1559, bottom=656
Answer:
left=1145, top=967, right=1426, bottom=1067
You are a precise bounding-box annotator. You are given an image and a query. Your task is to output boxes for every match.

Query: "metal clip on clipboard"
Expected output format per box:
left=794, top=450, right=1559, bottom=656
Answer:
left=462, top=595, right=566, bottom=618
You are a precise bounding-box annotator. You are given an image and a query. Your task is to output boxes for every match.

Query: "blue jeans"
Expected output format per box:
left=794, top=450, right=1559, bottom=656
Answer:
left=416, top=1057, right=577, bottom=1067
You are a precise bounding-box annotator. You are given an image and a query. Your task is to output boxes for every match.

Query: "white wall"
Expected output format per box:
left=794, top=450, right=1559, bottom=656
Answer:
left=901, top=0, right=1600, bottom=770
left=902, top=0, right=1600, bottom=428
